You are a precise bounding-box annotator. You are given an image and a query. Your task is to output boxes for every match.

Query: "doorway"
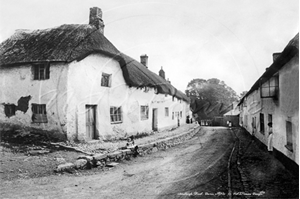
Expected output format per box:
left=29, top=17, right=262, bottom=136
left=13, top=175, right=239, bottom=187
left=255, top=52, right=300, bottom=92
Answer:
left=152, top=108, right=158, bottom=131
left=86, top=105, right=96, bottom=140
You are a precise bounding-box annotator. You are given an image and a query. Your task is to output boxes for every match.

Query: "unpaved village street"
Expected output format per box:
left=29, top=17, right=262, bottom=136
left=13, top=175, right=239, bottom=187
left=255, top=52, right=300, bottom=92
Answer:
left=1, top=127, right=298, bottom=199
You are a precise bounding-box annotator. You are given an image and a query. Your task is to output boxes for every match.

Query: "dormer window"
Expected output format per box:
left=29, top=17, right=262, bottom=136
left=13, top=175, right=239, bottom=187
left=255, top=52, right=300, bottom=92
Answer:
left=101, top=73, right=111, bottom=87
left=33, top=63, right=50, bottom=80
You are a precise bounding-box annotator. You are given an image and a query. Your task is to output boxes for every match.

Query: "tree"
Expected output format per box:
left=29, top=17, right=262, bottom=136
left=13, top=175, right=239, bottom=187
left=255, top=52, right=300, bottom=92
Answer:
left=186, top=78, right=239, bottom=119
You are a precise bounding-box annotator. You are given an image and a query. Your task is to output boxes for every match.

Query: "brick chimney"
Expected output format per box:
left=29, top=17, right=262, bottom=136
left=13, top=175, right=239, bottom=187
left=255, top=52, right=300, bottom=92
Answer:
left=273, top=53, right=281, bottom=62
left=89, top=7, right=105, bottom=34
left=140, top=54, right=148, bottom=68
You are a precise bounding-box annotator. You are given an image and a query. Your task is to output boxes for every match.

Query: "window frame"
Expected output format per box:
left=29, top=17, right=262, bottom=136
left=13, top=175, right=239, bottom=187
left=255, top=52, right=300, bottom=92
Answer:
left=4, top=104, right=16, bottom=118
left=101, top=73, right=112, bottom=87
left=32, top=63, right=50, bottom=80
left=259, top=113, right=264, bottom=134
left=140, top=105, right=149, bottom=120
left=285, top=120, right=293, bottom=152
left=110, top=106, right=122, bottom=124
left=261, top=75, right=279, bottom=98
left=268, top=114, right=272, bottom=124
left=32, top=104, right=47, bottom=123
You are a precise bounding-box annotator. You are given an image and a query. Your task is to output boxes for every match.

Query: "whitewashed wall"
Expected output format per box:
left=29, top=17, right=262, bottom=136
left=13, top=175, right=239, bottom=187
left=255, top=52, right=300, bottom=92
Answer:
left=275, top=55, right=299, bottom=164
left=66, top=54, right=188, bottom=141
left=239, top=54, right=299, bottom=164
left=0, top=63, right=68, bottom=134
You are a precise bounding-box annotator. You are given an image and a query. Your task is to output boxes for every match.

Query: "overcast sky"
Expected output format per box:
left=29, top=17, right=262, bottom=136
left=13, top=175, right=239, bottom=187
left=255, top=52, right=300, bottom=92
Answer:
left=0, top=0, right=298, bottom=95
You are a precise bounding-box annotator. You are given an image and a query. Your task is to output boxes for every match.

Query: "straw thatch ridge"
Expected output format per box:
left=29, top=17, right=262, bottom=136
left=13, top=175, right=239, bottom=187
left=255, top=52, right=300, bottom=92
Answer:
left=238, top=33, right=299, bottom=106
left=0, top=24, right=189, bottom=102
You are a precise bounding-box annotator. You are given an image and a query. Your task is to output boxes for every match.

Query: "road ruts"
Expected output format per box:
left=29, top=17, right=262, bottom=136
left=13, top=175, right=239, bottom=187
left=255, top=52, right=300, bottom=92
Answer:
left=158, top=127, right=235, bottom=199
left=227, top=128, right=246, bottom=199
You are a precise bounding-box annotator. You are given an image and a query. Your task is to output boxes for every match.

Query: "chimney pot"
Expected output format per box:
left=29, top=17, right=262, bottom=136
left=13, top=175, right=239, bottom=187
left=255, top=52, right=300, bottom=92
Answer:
left=140, top=54, right=148, bottom=68
left=89, top=7, right=105, bottom=34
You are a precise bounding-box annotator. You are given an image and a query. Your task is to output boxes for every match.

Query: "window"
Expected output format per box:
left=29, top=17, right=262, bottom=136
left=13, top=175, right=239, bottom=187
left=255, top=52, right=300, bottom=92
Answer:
left=172, top=112, right=174, bottom=120
left=180, top=111, right=182, bottom=118
left=285, top=120, right=293, bottom=152
left=261, top=75, right=279, bottom=98
left=32, top=104, right=47, bottom=123
left=260, top=113, right=264, bottom=134
left=101, top=73, right=111, bottom=87
left=4, top=104, right=16, bottom=118
left=165, top=107, right=169, bottom=117
left=268, top=114, right=272, bottom=124
left=33, top=63, right=50, bottom=80
left=110, top=106, right=122, bottom=123
left=140, top=106, right=149, bottom=120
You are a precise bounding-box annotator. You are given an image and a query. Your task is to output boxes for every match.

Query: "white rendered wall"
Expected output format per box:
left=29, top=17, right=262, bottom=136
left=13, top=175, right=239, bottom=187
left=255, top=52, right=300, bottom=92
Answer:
left=239, top=54, right=298, bottom=164
left=66, top=54, right=188, bottom=141
left=0, top=63, right=68, bottom=134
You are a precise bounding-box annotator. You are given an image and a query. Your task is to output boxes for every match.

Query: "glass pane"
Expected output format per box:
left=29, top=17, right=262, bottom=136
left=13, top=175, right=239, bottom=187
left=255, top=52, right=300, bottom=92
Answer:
left=269, top=87, right=276, bottom=96
left=43, top=105, right=46, bottom=114
left=261, top=87, right=270, bottom=97
left=270, top=77, right=276, bottom=87
left=46, top=65, right=50, bottom=79
left=34, top=68, right=39, bottom=79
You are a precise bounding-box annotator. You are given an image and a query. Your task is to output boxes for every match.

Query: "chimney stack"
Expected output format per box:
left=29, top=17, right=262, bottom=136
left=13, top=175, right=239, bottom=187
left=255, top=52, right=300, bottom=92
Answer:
left=89, top=7, right=105, bottom=34
left=140, top=54, right=148, bottom=68
left=273, top=53, right=281, bottom=62
left=159, top=66, right=165, bottom=79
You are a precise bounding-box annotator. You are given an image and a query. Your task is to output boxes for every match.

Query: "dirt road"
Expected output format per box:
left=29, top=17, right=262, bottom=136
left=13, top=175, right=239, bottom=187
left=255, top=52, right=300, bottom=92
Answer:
left=0, top=127, right=237, bottom=199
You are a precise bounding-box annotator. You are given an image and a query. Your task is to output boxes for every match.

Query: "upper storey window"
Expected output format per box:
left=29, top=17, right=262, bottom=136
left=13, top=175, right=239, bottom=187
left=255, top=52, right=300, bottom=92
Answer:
left=33, top=63, right=50, bottom=80
left=101, top=73, right=111, bottom=87
left=261, top=75, right=279, bottom=98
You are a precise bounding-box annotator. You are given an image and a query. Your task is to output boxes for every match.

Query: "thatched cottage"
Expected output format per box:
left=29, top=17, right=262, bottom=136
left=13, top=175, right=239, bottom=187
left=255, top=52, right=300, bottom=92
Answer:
left=238, top=33, right=299, bottom=172
left=0, top=7, right=190, bottom=141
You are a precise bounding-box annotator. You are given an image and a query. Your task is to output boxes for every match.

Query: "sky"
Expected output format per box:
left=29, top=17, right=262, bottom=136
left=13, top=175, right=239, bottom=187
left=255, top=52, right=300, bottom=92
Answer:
left=0, top=0, right=298, bottom=95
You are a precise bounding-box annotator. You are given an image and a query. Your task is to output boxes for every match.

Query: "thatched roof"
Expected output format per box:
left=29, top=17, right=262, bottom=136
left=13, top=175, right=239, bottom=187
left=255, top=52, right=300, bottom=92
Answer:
left=0, top=24, right=120, bottom=65
left=0, top=24, right=189, bottom=102
left=120, top=54, right=189, bottom=101
left=238, top=33, right=299, bottom=106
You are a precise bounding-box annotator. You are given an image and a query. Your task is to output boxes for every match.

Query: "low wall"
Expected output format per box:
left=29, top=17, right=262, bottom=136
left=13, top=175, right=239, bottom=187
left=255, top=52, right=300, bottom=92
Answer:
left=55, top=125, right=201, bottom=172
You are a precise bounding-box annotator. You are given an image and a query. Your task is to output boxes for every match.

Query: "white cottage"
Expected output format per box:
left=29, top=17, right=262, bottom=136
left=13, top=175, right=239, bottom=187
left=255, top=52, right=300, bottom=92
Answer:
left=0, top=7, right=189, bottom=141
left=238, top=33, right=299, bottom=172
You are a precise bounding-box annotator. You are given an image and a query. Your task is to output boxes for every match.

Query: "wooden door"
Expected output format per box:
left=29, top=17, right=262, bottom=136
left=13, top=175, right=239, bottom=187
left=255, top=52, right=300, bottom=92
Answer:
left=86, top=105, right=96, bottom=140
left=152, top=108, right=158, bottom=131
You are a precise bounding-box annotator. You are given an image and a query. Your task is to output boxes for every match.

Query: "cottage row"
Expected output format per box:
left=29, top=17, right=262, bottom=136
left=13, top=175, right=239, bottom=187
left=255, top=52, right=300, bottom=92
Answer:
left=237, top=33, right=299, bottom=171
left=0, top=7, right=190, bottom=141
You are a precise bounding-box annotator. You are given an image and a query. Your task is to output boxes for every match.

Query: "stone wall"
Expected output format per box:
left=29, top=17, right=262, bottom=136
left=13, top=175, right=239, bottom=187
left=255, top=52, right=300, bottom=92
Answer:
left=55, top=125, right=201, bottom=172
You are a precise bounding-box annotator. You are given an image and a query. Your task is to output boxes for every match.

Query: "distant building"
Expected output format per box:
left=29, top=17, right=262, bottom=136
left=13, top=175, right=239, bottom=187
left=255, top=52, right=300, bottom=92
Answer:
left=238, top=33, right=299, bottom=171
left=224, top=101, right=240, bottom=116
left=0, top=7, right=189, bottom=141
